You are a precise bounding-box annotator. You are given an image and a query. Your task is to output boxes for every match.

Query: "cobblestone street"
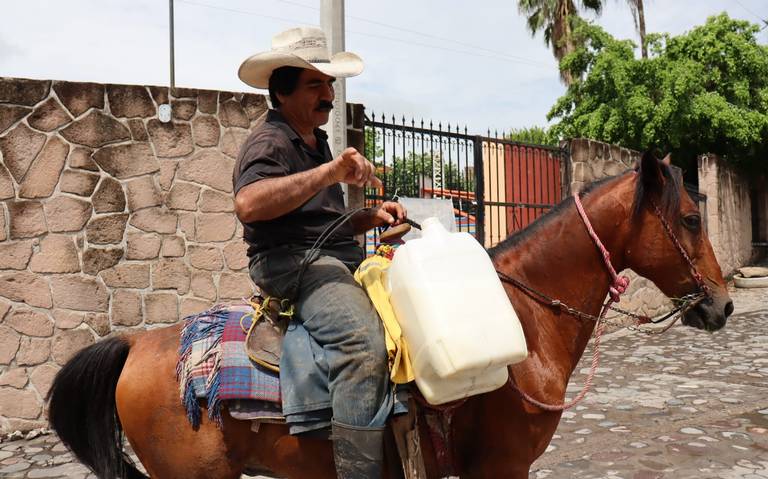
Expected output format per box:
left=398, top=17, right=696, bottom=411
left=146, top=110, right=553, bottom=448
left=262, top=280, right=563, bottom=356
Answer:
left=530, top=286, right=768, bottom=479
left=0, top=286, right=766, bottom=478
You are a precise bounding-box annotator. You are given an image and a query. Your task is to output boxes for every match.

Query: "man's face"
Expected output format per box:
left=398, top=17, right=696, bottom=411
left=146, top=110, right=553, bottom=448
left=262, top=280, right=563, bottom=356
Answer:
left=278, top=69, right=335, bottom=129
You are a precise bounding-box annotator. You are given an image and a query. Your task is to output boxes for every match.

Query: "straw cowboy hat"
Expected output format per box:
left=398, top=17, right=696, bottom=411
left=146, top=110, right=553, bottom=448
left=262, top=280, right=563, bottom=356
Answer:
left=238, top=27, right=364, bottom=89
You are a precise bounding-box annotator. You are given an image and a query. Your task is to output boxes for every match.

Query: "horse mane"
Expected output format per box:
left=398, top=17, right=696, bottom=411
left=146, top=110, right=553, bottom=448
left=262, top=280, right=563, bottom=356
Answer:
left=489, top=161, right=682, bottom=259
left=631, top=160, right=682, bottom=221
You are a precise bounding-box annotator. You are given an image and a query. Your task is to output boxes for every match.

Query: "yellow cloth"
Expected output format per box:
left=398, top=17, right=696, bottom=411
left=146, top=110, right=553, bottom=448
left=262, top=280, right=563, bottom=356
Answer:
left=354, top=254, right=415, bottom=384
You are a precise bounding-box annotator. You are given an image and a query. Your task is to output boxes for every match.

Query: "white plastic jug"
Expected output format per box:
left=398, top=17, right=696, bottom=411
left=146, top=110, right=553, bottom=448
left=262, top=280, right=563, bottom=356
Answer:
left=387, top=217, right=528, bottom=404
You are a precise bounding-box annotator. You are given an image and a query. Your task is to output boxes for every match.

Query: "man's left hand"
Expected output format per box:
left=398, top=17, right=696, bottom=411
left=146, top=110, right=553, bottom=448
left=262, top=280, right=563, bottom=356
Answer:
left=371, top=201, right=407, bottom=228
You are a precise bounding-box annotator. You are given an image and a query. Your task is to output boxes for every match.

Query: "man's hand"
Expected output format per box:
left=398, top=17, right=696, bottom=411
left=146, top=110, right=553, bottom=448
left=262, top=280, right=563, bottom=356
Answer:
left=349, top=201, right=407, bottom=234
left=370, top=201, right=407, bottom=228
left=325, top=147, right=383, bottom=188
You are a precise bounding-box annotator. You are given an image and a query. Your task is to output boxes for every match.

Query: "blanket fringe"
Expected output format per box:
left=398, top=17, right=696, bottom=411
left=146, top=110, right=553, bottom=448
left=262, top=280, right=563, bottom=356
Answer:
left=176, top=305, right=230, bottom=429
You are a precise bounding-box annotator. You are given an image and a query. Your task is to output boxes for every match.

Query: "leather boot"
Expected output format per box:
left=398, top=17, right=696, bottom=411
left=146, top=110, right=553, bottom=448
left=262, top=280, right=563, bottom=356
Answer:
left=331, top=420, right=385, bottom=479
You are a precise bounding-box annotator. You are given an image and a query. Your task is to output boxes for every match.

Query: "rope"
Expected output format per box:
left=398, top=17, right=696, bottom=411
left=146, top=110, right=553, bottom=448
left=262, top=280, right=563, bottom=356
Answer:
left=507, top=193, right=624, bottom=411
left=509, top=317, right=606, bottom=411
left=573, top=193, right=630, bottom=303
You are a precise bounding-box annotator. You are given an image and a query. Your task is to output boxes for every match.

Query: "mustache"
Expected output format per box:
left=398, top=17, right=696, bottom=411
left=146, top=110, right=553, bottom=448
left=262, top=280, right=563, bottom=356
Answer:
left=316, top=100, right=334, bottom=111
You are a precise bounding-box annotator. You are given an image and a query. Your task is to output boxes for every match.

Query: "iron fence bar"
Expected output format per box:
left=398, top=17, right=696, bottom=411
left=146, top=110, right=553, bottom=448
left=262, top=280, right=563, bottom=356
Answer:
left=429, top=121, right=435, bottom=199
left=420, top=119, right=425, bottom=198
left=473, top=135, right=485, bottom=245
left=367, top=120, right=473, bottom=141
left=382, top=115, right=388, bottom=198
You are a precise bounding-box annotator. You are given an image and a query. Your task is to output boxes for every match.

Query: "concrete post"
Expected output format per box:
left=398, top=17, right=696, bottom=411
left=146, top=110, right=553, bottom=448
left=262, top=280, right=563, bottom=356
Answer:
left=321, top=0, right=364, bottom=212
left=320, top=0, right=347, bottom=160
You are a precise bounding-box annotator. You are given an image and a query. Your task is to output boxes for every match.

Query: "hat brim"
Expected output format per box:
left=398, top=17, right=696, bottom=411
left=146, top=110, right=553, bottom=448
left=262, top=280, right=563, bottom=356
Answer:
left=238, top=51, right=364, bottom=89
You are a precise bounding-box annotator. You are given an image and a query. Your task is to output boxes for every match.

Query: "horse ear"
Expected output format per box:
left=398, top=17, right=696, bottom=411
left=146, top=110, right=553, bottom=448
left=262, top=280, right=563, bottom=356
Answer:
left=639, top=150, right=663, bottom=191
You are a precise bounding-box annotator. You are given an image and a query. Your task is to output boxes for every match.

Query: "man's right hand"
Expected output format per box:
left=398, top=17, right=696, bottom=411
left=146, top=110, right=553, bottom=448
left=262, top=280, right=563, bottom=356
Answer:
left=325, top=147, right=383, bottom=188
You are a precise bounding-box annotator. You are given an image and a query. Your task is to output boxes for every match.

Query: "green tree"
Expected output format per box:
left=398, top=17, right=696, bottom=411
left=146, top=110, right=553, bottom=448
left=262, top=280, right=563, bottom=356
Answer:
left=548, top=14, right=768, bottom=172
left=518, top=0, right=603, bottom=84
left=506, top=126, right=559, bottom=146
left=382, top=153, right=475, bottom=198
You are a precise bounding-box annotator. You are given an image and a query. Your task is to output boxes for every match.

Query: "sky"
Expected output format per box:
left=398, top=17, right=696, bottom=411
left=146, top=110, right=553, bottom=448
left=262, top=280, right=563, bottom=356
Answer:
left=1, top=0, right=766, bottom=135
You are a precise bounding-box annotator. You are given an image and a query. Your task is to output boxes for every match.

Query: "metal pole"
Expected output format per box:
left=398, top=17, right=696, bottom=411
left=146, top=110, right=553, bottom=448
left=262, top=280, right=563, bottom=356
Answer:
left=169, top=0, right=175, bottom=92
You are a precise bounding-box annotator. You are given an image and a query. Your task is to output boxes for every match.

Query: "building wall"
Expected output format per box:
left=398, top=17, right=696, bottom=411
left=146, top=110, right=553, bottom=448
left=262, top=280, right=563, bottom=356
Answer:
left=698, top=154, right=755, bottom=275
left=0, top=76, right=366, bottom=433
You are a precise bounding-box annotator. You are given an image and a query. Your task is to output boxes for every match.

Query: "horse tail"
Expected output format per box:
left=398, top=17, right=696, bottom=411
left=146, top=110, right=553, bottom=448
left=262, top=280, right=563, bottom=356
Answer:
left=48, top=336, right=147, bottom=479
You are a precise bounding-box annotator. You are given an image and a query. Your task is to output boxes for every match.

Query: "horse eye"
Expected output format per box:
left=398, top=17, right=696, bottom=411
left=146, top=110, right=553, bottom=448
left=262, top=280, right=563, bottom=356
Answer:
left=682, top=214, right=701, bottom=231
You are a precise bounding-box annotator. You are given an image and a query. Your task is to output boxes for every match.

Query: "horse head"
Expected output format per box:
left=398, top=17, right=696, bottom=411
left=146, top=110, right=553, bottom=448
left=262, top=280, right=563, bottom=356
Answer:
left=623, top=151, right=733, bottom=332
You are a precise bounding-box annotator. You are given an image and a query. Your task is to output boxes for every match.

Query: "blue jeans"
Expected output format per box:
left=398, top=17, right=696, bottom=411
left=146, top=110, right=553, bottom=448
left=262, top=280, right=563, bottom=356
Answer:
left=249, top=248, right=391, bottom=428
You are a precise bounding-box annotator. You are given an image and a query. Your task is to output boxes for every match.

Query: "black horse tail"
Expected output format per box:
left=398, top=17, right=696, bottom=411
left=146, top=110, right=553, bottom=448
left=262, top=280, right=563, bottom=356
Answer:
left=48, top=336, right=147, bottom=479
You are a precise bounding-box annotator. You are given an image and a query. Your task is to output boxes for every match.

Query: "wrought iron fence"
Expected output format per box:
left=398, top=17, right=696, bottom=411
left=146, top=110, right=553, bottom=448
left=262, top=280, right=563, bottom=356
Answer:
left=364, top=113, right=569, bottom=250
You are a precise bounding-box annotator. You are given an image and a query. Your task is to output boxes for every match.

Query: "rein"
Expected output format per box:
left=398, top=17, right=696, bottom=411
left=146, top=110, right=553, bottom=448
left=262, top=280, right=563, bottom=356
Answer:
left=500, top=192, right=710, bottom=411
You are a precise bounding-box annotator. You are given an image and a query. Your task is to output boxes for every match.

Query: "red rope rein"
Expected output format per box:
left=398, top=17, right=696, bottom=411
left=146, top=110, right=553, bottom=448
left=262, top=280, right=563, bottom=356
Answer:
left=508, top=193, right=624, bottom=412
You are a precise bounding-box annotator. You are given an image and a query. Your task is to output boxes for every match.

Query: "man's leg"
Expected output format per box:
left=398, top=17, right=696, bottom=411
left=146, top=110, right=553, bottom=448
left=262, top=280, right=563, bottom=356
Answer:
left=294, top=255, right=390, bottom=478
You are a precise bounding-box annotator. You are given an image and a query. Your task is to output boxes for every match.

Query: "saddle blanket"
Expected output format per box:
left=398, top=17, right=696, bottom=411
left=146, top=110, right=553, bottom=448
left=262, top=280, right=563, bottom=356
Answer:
left=177, top=303, right=282, bottom=428
left=177, top=248, right=416, bottom=431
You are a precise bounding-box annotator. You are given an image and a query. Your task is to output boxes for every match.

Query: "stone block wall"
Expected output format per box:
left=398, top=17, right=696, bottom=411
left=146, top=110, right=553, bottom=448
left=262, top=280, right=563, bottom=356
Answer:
left=0, top=77, right=273, bottom=433
left=698, top=154, right=755, bottom=275
left=567, top=138, right=672, bottom=320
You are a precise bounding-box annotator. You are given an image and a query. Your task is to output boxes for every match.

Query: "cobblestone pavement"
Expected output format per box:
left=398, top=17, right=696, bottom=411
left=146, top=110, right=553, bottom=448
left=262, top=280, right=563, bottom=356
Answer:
left=530, top=285, right=768, bottom=479
left=0, top=286, right=766, bottom=478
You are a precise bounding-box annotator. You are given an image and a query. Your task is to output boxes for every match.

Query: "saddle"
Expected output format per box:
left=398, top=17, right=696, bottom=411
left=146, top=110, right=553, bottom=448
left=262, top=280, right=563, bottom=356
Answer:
left=243, top=294, right=292, bottom=372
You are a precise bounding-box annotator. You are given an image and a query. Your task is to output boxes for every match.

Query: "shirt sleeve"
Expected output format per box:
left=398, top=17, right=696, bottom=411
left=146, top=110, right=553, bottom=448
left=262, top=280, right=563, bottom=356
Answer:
left=234, top=139, right=292, bottom=194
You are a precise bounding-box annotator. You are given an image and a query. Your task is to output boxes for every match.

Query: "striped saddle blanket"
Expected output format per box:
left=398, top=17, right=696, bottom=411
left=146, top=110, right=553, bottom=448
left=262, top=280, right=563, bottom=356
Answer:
left=176, top=302, right=282, bottom=429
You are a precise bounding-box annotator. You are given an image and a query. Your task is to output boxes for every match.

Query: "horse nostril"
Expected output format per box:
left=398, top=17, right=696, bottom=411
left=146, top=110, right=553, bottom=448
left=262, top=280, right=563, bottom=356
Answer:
left=724, top=301, right=734, bottom=318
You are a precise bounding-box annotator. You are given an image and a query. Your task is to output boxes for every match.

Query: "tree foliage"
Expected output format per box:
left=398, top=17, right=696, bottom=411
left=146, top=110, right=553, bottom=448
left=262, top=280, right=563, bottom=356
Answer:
left=549, top=14, right=768, bottom=172
left=518, top=0, right=603, bottom=84
left=506, top=126, right=559, bottom=146
left=382, top=153, right=475, bottom=198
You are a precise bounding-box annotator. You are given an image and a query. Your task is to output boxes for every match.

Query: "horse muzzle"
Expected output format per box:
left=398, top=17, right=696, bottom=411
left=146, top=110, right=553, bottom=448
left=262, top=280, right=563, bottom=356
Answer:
left=682, top=293, right=733, bottom=332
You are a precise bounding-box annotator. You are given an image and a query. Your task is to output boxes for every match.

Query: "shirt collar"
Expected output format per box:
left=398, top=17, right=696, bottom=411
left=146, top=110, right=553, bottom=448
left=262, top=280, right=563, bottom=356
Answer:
left=267, top=109, right=328, bottom=144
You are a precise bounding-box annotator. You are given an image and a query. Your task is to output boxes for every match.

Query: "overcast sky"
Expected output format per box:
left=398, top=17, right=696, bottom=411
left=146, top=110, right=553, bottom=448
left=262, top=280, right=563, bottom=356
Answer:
left=1, top=1, right=766, bottom=134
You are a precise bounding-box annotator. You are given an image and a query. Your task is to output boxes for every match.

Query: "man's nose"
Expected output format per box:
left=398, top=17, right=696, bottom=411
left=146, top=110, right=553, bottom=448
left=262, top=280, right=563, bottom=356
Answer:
left=321, top=83, right=334, bottom=100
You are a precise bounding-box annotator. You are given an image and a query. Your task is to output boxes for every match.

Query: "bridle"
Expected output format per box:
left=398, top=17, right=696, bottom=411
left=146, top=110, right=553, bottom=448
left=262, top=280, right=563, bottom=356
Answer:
left=500, top=190, right=712, bottom=411
left=496, top=193, right=711, bottom=331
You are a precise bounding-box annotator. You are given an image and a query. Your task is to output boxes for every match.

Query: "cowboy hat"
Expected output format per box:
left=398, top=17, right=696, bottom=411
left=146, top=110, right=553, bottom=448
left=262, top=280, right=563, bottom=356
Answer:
left=238, top=27, right=364, bottom=89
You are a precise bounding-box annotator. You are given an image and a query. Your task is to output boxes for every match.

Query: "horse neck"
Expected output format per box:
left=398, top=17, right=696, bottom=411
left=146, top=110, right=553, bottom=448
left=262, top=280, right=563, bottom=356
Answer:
left=494, top=180, right=632, bottom=373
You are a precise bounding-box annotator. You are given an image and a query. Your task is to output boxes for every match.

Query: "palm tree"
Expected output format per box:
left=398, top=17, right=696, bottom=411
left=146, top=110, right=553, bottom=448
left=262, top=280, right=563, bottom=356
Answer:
left=625, top=0, right=647, bottom=58
left=518, top=0, right=603, bottom=85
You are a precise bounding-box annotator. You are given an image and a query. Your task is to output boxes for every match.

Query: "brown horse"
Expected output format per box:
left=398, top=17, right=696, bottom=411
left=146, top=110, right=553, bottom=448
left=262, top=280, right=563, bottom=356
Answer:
left=48, top=152, right=733, bottom=479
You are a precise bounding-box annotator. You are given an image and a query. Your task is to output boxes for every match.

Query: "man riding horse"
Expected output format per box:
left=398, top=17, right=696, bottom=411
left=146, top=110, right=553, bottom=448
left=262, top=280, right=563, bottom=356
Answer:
left=233, top=27, right=406, bottom=478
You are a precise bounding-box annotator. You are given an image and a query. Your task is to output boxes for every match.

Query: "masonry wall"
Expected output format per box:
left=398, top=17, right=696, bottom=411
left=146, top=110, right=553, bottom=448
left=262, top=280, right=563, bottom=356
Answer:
left=568, top=138, right=672, bottom=320
left=698, top=154, right=755, bottom=275
left=0, top=77, right=277, bottom=432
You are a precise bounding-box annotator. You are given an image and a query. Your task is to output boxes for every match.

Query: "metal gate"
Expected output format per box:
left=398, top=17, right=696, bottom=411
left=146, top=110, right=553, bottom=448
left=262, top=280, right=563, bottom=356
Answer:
left=364, top=113, right=569, bottom=249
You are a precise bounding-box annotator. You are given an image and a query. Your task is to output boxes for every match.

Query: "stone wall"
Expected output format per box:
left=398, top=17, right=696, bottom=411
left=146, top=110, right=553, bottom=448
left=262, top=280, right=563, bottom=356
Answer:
left=698, top=154, right=755, bottom=275
left=0, top=76, right=367, bottom=433
left=567, top=138, right=672, bottom=320
left=0, top=77, right=276, bottom=433
left=568, top=138, right=638, bottom=194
